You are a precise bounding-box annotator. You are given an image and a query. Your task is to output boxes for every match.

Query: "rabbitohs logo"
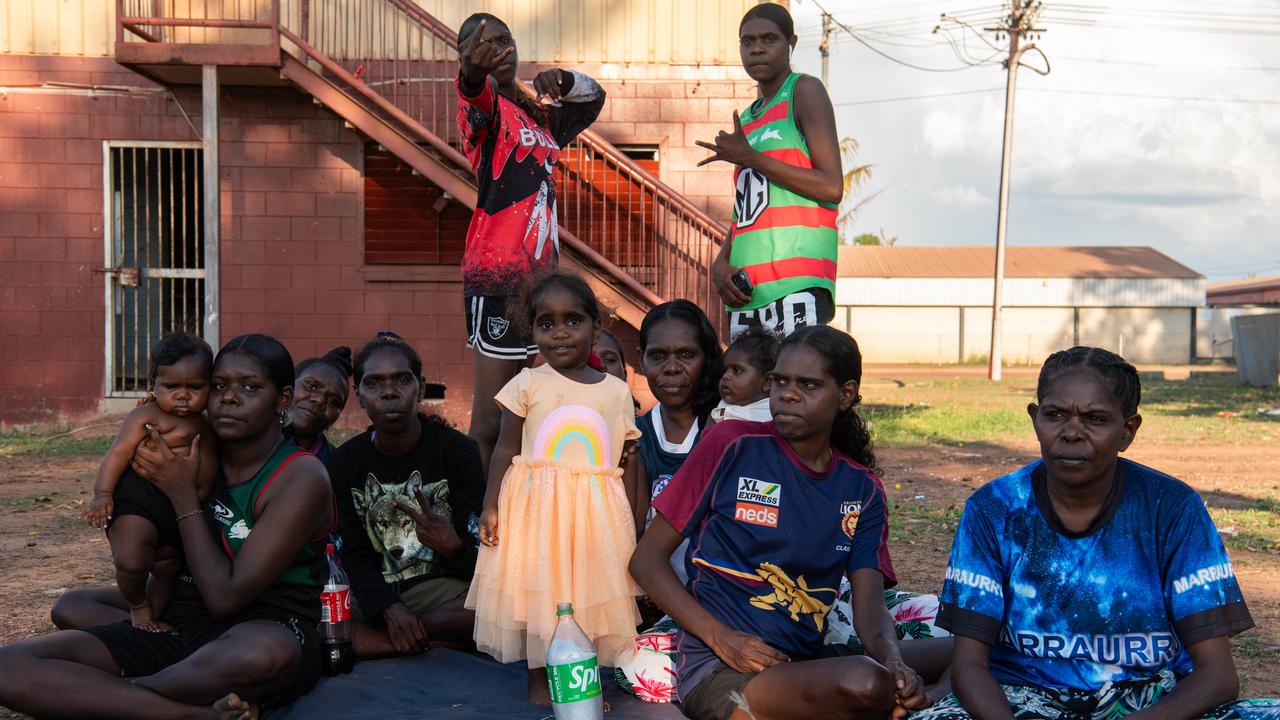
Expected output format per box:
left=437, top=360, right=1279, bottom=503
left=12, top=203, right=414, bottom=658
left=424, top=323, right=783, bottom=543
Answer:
left=487, top=316, right=510, bottom=339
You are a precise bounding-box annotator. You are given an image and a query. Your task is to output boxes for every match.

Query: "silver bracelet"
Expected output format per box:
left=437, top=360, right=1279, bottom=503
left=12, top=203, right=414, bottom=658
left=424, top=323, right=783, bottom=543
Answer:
left=175, top=509, right=202, bottom=522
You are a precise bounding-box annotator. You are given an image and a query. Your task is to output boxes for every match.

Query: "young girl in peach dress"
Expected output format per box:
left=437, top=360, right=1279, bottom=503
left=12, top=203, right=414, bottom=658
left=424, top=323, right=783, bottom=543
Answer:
left=467, top=270, right=641, bottom=705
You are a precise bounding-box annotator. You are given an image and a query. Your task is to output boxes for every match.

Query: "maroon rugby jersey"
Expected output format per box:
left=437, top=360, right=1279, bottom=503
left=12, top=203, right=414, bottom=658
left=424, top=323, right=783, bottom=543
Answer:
left=455, top=72, right=604, bottom=297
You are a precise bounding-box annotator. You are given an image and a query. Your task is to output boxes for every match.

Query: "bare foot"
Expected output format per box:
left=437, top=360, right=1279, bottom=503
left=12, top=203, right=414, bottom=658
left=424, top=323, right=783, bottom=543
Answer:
left=208, top=693, right=258, bottom=720
left=129, top=603, right=169, bottom=632
left=527, top=669, right=552, bottom=707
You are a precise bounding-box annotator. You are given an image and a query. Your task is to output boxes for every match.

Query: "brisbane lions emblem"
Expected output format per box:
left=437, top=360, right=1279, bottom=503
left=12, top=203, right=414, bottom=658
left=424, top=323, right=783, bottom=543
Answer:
left=840, top=500, right=862, bottom=539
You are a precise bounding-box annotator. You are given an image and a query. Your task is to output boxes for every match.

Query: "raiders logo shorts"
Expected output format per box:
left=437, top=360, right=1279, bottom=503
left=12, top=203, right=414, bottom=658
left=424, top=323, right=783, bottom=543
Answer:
left=465, top=295, right=537, bottom=360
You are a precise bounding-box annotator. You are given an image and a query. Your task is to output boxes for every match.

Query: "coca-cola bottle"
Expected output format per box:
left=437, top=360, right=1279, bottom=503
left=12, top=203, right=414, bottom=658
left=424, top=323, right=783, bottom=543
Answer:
left=319, top=543, right=354, bottom=675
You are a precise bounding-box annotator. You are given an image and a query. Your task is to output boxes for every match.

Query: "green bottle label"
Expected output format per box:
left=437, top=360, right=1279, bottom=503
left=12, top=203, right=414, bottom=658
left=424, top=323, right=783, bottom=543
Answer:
left=547, top=657, right=602, bottom=704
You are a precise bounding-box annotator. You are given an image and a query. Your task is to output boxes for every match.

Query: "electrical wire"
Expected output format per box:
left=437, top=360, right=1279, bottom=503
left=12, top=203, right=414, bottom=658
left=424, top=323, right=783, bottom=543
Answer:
left=812, top=0, right=1000, bottom=72
left=834, top=87, right=1005, bottom=106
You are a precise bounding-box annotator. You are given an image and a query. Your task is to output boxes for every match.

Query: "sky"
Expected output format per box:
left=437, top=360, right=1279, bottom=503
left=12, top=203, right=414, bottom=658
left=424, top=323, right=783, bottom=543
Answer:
left=786, top=0, right=1280, bottom=282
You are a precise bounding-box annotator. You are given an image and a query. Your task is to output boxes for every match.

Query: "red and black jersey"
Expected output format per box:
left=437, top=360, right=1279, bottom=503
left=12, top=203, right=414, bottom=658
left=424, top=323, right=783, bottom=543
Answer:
left=456, top=72, right=605, bottom=297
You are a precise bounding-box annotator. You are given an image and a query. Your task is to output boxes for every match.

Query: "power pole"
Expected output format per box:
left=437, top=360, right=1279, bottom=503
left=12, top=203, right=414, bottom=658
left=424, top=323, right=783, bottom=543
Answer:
left=987, top=1, right=1044, bottom=381
left=820, top=12, right=832, bottom=86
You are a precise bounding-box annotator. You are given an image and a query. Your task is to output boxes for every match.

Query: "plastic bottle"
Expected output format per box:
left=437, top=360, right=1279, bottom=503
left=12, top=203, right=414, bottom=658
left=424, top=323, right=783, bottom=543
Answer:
left=546, top=603, right=604, bottom=720
left=319, top=543, right=354, bottom=675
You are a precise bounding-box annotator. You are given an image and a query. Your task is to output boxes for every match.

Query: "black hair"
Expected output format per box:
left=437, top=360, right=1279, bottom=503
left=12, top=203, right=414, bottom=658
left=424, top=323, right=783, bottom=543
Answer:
left=295, top=346, right=353, bottom=386
left=639, top=300, right=724, bottom=422
left=596, top=326, right=625, bottom=356
left=518, top=268, right=601, bottom=337
left=353, top=332, right=423, bottom=385
left=215, top=334, right=295, bottom=394
left=725, top=325, right=780, bottom=376
left=1036, top=346, right=1142, bottom=417
left=739, top=2, right=795, bottom=38
left=148, top=332, right=214, bottom=385
left=780, top=326, right=876, bottom=472
left=456, top=12, right=548, bottom=127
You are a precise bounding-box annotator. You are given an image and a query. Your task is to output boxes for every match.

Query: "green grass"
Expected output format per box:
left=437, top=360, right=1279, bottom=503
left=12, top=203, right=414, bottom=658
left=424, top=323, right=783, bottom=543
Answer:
left=0, top=430, right=112, bottom=458
left=1210, top=497, right=1280, bottom=554
left=886, top=499, right=964, bottom=547
left=858, top=375, right=1280, bottom=447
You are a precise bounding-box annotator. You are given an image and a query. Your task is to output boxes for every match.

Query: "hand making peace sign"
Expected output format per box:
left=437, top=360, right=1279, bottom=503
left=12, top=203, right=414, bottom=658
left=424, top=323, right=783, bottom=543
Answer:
left=393, top=486, right=465, bottom=558
left=696, top=111, right=757, bottom=168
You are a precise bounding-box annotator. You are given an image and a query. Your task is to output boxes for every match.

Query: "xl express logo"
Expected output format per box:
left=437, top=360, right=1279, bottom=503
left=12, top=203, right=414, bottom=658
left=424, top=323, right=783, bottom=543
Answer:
left=735, top=477, right=781, bottom=528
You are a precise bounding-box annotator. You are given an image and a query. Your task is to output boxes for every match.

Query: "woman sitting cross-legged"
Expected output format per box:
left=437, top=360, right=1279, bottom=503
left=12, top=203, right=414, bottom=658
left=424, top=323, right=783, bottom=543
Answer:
left=920, top=346, right=1280, bottom=720
left=0, top=333, right=335, bottom=719
left=630, top=326, right=950, bottom=720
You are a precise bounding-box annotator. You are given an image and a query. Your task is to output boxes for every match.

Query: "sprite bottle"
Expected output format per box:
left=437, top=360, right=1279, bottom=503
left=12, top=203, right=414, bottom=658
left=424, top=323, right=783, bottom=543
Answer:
left=545, top=603, right=604, bottom=720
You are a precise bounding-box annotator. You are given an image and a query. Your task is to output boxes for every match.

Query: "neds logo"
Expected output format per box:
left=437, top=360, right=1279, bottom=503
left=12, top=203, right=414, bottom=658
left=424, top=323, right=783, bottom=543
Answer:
left=734, top=502, right=778, bottom=528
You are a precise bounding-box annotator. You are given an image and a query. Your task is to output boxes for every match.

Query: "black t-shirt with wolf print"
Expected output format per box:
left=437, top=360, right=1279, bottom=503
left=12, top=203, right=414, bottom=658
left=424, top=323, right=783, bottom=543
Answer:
left=326, top=414, right=484, bottom=623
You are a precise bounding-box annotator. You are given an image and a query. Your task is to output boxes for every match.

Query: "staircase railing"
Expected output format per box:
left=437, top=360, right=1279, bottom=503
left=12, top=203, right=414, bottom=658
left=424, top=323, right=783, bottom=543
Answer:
left=117, top=0, right=730, bottom=325
left=283, top=0, right=727, bottom=320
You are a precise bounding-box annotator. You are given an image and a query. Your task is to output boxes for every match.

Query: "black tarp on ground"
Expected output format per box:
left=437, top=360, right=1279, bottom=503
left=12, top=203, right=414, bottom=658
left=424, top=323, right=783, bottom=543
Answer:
left=266, top=649, right=684, bottom=719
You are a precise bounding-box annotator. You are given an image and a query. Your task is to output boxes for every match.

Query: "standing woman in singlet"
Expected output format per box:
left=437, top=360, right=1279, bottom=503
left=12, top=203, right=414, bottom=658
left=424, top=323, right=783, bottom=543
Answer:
left=699, top=3, right=843, bottom=340
left=454, top=13, right=606, bottom=472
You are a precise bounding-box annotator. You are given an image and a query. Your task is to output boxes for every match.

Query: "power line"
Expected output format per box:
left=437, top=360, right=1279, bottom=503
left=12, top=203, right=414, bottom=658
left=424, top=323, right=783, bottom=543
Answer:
left=1049, top=55, right=1280, bottom=72
left=834, top=87, right=1004, bottom=106
left=811, top=0, right=997, bottom=73
left=1022, top=87, right=1280, bottom=105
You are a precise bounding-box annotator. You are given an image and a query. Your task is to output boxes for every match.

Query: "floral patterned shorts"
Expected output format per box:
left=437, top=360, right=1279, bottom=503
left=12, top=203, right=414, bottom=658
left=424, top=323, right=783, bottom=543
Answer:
left=908, top=669, right=1280, bottom=720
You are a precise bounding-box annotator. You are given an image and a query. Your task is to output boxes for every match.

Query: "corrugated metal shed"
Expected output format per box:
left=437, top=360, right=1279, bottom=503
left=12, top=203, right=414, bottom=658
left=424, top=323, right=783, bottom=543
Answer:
left=837, top=246, right=1202, bottom=280
left=1207, top=275, right=1280, bottom=306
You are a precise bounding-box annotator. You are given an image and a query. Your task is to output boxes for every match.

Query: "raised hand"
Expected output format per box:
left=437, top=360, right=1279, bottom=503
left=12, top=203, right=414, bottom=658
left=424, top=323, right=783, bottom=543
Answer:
left=695, top=111, right=755, bottom=168
left=532, top=69, right=565, bottom=104
left=393, top=487, right=463, bottom=556
left=458, top=19, right=514, bottom=87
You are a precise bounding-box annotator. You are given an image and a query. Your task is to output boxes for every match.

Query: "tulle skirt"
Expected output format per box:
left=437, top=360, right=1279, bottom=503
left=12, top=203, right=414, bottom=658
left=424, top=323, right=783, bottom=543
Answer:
left=465, top=456, right=640, bottom=668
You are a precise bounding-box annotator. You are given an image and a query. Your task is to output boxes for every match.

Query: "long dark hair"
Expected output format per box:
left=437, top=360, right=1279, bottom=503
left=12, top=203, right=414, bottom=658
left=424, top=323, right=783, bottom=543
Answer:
left=456, top=12, right=548, bottom=127
left=639, top=300, right=723, bottom=422
left=779, top=326, right=876, bottom=472
left=1037, top=346, right=1141, bottom=417
left=216, top=334, right=294, bottom=394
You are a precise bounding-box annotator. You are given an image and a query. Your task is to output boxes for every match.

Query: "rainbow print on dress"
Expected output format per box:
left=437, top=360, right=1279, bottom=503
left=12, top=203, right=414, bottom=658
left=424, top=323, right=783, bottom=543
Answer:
left=531, top=405, right=614, bottom=468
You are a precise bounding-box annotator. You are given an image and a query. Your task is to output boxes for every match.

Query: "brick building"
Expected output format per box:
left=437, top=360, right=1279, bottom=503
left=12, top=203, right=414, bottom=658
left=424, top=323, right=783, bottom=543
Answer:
left=0, top=0, right=764, bottom=426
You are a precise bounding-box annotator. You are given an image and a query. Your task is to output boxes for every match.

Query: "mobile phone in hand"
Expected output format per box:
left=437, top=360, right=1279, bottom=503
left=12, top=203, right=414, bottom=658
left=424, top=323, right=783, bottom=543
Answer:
left=731, top=269, right=753, bottom=295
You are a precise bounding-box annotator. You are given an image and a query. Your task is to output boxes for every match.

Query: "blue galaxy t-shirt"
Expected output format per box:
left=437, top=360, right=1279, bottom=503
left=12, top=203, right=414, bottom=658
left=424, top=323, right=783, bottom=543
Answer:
left=937, top=459, right=1253, bottom=691
left=653, top=420, right=896, bottom=699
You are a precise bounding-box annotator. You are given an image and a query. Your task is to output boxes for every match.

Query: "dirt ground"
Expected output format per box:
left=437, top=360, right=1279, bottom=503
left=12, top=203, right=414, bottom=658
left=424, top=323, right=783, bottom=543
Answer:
left=0, top=429, right=1277, bottom=709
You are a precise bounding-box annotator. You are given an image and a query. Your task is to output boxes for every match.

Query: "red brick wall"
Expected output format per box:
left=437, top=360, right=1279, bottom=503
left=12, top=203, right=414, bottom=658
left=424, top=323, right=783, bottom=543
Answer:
left=0, top=56, right=474, bottom=427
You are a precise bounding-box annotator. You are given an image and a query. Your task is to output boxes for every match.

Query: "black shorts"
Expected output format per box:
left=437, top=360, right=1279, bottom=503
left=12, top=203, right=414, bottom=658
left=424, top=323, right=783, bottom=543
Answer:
left=109, top=467, right=180, bottom=548
left=727, top=287, right=835, bottom=340
left=465, top=295, right=537, bottom=360
left=83, top=605, right=320, bottom=708
left=679, top=643, right=860, bottom=720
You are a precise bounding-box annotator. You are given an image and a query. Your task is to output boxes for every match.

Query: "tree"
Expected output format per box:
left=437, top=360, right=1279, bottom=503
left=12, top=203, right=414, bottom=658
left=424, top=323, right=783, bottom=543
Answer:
left=852, top=233, right=881, bottom=246
left=837, top=137, right=883, bottom=244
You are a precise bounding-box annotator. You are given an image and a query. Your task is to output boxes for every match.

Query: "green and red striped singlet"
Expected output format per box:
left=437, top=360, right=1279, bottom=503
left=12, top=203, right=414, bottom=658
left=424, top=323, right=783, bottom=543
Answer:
left=729, top=72, right=838, bottom=312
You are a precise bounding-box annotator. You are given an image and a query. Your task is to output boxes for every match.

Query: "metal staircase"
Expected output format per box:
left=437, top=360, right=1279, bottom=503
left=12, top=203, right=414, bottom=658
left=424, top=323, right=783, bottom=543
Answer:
left=115, top=0, right=728, bottom=330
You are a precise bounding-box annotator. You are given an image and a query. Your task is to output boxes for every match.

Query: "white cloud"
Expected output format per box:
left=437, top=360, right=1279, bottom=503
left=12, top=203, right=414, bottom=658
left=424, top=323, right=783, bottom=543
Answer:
left=934, top=184, right=992, bottom=207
